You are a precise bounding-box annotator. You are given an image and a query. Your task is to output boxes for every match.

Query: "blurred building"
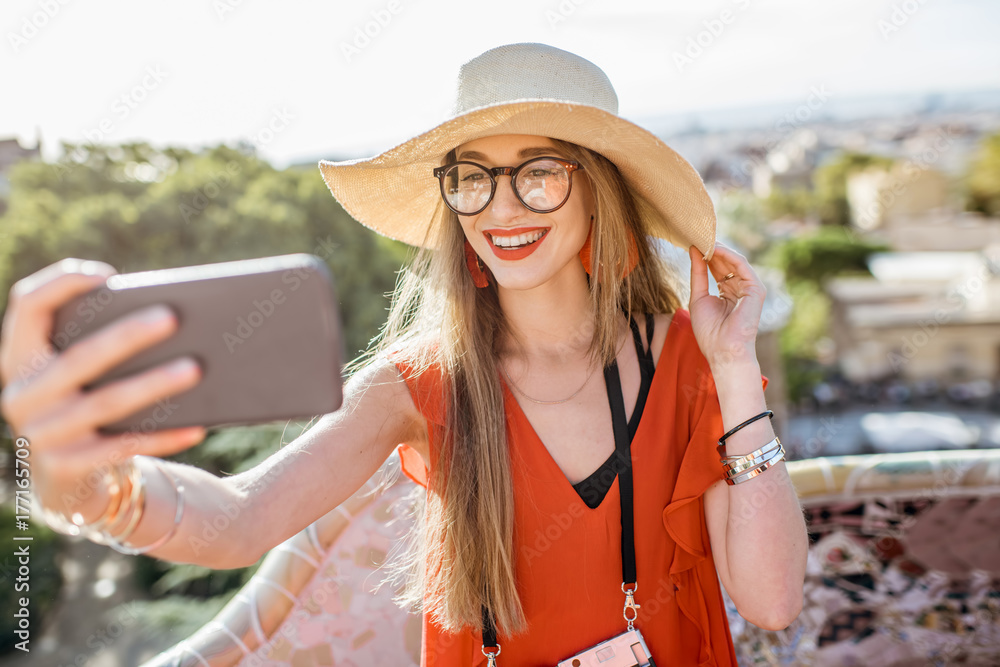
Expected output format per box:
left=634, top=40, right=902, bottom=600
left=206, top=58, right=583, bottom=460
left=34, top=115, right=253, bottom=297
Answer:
left=846, top=163, right=951, bottom=229
left=833, top=151, right=1000, bottom=387
left=751, top=129, right=822, bottom=198
left=825, top=247, right=1000, bottom=384
left=846, top=163, right=1000, bottom=251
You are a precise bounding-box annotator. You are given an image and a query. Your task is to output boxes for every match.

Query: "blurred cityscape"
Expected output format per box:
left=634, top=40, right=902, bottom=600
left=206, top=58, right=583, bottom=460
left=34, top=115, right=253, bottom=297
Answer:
left=654, top=89, right=1000, bottom=460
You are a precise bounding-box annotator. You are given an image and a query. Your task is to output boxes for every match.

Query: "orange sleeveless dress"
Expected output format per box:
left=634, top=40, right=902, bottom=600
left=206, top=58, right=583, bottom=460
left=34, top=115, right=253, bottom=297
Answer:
left=395, top=309, right=768, bottom=666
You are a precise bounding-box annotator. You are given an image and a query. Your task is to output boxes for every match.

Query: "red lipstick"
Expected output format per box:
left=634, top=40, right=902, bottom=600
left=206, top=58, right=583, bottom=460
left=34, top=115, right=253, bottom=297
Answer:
left=483, top=227, right=549, bottom=260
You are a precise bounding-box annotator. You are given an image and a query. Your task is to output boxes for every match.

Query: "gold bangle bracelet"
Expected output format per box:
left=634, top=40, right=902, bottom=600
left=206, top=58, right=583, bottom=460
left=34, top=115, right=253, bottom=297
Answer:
left=100, top=463, right=129, bottom=527
left=720, top=437, right=781, bottom=465
left=722, top=443, right=782, bottom=474
left=725, top=447, right=786, bottom=485
left=103, top=458, right=185, bottom=556
left=100, top=459, right=146, bottom=544
left=69, top=462, right=126, bottom=535
left=725, top=445, right=784, bottom=479
left=37, top=460, right=127, bottom=538
left=101, top=459, right=142, bottom=537
left=724, top=442, right=784, bottom=476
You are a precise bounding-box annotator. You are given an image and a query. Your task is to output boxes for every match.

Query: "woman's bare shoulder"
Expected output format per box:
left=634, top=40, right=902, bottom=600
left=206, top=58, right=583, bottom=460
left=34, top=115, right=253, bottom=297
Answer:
left=338, top=357, right=427, bottom=448
left=366, top=347, right=449, bottom=470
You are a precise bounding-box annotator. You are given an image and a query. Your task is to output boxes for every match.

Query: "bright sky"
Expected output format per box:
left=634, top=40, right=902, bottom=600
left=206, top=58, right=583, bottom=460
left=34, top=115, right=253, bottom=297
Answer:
left=3, top=0, right=999, bottom=168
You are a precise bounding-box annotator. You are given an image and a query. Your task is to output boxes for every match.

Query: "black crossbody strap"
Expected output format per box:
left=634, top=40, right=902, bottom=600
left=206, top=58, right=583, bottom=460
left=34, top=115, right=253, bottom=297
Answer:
left=483, top=606, right=498, bottom=650
left=604, top=359, right=637, bottom=586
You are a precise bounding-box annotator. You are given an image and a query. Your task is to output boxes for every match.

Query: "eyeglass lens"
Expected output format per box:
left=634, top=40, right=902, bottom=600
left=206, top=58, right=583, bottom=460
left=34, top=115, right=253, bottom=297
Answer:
left=441, top=158, right=572, bottom=214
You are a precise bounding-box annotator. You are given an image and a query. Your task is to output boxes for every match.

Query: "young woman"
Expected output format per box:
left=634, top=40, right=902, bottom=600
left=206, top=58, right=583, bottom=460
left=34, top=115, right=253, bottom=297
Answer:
left=0, top=43, right=807, bottom=665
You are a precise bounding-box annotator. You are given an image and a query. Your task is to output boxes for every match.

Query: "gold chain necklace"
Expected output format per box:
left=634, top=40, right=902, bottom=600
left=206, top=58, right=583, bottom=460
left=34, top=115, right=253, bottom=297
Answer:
left=499, top=359, right=599, bottom=406
left=498, top=315, right=635, bottom=405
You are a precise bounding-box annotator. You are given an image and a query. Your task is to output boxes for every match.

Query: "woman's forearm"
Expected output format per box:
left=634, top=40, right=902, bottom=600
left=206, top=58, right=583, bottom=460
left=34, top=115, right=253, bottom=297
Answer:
left=711, top=358, right=808, bottom=629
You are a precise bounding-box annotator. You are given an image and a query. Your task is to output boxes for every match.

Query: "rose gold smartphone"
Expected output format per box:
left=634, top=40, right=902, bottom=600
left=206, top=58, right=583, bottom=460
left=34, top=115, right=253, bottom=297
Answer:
left=556, top=628, right=656, bottom=667
left=51, top=254, right=344, bottom=434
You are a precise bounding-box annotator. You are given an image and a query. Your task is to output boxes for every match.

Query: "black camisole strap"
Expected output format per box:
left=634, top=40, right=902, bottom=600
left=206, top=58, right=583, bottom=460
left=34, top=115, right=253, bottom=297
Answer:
left=572, top=313, right=656, bottom=509
left=626, top=312, right=655, bottom=439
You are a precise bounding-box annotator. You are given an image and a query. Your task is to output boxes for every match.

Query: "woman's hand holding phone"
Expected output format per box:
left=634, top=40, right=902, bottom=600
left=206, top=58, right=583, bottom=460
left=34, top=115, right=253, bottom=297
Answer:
left=0, top=258, right=206, bottom=513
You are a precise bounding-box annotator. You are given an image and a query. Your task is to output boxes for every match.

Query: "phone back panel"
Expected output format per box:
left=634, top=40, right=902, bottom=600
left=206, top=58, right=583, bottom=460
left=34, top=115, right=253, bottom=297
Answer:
left=51, top=254, right=344, bottom=434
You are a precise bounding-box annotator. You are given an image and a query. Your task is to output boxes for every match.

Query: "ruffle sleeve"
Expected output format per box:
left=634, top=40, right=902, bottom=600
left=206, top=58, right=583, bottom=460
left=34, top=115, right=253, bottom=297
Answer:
left=396, top=443, right=428, bottom=488
left=663, top=366, right=770, bottom=566
left=661, top=338, right=769, bottom=666
left=392, top=356, right=448, bottom=490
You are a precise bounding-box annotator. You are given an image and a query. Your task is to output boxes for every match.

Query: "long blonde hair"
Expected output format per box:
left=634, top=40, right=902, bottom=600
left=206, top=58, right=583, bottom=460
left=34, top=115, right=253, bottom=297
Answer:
left=371, top=138, right=684, bottom=636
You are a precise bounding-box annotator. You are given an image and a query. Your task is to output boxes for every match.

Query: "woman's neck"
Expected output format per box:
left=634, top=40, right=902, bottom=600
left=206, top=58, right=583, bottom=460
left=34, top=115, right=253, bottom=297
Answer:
left=496, top=266, right=597, bottom=364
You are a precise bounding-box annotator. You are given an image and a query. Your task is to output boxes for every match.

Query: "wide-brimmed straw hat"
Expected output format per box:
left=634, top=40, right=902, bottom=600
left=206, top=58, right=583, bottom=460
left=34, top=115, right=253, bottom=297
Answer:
left=318, top=42, right=717, bottom=261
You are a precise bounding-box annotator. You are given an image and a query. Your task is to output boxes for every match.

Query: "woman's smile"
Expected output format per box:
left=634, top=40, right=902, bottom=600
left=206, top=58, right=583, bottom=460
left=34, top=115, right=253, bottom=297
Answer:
left=484, top=226, right=550, bottom=260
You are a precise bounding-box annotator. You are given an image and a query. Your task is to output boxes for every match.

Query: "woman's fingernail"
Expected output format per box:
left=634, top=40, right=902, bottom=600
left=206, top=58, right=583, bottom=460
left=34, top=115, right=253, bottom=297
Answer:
left=79, top=260, right=110, bottom=276
left=185, top=427, right=206, bottom=444
left=166, top=357, right=199, bottom=376
left=138, top=305, right=174, bottom=324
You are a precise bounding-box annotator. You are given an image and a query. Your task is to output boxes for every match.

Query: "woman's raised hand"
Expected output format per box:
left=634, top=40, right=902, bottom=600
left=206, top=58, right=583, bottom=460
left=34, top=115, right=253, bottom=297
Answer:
left=687, top=242, right=766, bottom=371
left=0, top=258, right=206, bottom=493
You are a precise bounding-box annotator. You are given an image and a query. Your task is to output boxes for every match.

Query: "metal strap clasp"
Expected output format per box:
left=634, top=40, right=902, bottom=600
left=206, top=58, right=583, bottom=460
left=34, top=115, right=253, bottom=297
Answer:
left=622, top=582, right=641, bottom=630
left=482, top=643, right=501, bottom=666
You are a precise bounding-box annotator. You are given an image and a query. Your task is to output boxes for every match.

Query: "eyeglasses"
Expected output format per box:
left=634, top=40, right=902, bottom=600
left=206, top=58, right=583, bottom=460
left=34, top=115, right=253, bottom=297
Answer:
left=433, top=156, right=583, bottom=216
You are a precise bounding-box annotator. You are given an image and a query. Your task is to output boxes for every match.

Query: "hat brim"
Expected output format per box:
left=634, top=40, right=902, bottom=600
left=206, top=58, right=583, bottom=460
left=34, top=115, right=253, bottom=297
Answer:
left=318, top=100, right=717, bottom=261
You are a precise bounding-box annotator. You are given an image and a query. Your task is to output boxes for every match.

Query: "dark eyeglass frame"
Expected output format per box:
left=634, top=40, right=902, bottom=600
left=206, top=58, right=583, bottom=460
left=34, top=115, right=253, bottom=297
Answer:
left=433, top=156, right=583, bottom=216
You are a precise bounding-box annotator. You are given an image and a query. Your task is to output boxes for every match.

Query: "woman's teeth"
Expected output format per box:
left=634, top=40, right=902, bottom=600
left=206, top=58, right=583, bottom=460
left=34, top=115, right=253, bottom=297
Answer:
left=490, top=230, right=546, bottom=248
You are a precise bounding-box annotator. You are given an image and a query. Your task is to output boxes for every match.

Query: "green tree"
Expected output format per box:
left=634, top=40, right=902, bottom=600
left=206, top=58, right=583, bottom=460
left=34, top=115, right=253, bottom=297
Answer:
left=0, top=142, right=409, bottom=357
left=762, top=225, right=890, bottom=286
left=778, top=280, right=832, bottom=403
left=0, top=141, right=411, bottom=655
left=764, top=186, right=819, bottom=222
left=965, top=132, right=1000, bottom=217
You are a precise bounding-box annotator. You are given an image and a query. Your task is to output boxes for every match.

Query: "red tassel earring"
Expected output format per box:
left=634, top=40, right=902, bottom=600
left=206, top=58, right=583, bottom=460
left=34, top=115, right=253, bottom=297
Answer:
left=579, top=216, right=640, bottom=280
left=465, top=240, right=490, bottom=288
left=579, top=223, right=595, bottom=275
